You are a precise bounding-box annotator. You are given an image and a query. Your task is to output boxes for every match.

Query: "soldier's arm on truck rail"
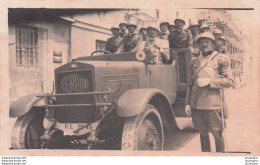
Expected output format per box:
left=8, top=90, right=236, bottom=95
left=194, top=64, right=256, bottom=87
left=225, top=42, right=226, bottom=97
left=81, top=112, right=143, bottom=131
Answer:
left=209, top=54, right=234, bottom=89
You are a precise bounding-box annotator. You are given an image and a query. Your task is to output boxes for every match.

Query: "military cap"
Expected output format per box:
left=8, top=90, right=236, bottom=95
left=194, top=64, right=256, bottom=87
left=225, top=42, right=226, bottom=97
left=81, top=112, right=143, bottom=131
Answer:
left=160, top=21, right=170, bottom=26
left=189, top=22, right=199, bottom=28
left=174, top=18, right=185, bottom=25
left=200, top=23, right=210, bottom=31
left=217, top=35, right=226, bottom=42
left=168, top=24, right=176, bottom=28
left=147, top=24, right=159, bottom=31
left=139, top=25, right=148, bottom=32
left=213, top=28, right=223, bottom=35
left=198, top=18, right=206, bottom=23
left=127, top=20, right=137, bottom=28
left=196, top=32, right=215, bottom=43
left=119, top=22, right=127, bottom=27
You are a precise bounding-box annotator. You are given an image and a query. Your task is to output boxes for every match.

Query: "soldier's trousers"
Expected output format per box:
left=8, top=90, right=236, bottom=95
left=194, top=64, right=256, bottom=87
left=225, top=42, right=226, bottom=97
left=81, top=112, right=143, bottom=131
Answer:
left=191, top=109, right=226, bottom=152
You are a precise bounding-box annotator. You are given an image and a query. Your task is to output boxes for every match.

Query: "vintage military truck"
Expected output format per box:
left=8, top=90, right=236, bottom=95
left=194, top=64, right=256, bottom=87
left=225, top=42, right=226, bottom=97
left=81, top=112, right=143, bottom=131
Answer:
left=10, top=49, right=193, bottom=150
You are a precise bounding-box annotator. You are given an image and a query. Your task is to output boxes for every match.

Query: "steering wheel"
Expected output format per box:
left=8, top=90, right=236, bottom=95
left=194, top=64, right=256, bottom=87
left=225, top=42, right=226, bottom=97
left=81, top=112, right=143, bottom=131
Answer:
left=91, top=50, right=111, bottom=56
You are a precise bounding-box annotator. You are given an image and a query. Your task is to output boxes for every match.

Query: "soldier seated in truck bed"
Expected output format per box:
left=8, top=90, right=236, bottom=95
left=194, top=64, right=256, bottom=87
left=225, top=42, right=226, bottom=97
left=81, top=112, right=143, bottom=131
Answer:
left=116, top=22, right=143, bottom=53
left=136, top=24, right=170, bottom=65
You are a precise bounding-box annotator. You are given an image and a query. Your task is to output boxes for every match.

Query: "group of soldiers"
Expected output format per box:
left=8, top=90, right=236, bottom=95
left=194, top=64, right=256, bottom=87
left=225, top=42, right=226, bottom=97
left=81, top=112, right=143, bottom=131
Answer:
left=105, top=18, right=227, bottom=65
left=106, top=17, right=233, bottom=153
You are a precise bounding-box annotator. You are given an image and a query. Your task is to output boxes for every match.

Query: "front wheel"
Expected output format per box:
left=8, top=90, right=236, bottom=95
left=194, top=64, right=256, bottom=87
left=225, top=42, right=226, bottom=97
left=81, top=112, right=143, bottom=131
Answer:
left=121, top=104, right=164, bottom=150
left=11, top=108, right=45, bottom=149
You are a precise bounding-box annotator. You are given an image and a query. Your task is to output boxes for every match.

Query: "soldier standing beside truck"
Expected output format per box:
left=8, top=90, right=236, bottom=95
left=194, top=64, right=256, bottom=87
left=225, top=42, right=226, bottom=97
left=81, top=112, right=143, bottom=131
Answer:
left=185, top=32, right=234, bottom=152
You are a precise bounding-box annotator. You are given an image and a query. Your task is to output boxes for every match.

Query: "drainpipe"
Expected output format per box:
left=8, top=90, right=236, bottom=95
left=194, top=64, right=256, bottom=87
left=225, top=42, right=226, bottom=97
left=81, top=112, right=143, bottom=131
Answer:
left=68, top=23, right=72, bottom=62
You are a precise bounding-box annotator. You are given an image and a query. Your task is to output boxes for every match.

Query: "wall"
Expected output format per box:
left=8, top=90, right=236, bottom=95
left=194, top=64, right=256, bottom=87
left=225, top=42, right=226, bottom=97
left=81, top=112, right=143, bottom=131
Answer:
left=71, top=22, right=111, bottom=59
left=9, top=18, right=71, bottom=101
left=72, top=10, right=137, bottom=29
left=9, top=23, right=47, bottom=102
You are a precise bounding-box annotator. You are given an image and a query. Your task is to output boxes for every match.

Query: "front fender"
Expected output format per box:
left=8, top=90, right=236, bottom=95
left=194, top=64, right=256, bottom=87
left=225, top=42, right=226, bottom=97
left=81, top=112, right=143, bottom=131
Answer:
left=9, top=93, right=45, bottom=118
left=116, top=88, right=165, bottom=117
left=116, top=88, right=180, bottom=129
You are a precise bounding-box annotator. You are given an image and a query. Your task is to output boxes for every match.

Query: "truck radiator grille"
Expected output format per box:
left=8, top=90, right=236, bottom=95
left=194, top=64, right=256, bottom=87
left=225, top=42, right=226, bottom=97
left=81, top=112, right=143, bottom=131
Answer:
left=54, top=70, right=94, bottom=123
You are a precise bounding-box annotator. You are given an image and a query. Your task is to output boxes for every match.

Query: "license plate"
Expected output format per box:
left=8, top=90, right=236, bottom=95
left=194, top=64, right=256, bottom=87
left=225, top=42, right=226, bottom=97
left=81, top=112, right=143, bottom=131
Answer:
left=63, top=123, right=88, bottom=130
left=56, top=123, right=89, bottom=135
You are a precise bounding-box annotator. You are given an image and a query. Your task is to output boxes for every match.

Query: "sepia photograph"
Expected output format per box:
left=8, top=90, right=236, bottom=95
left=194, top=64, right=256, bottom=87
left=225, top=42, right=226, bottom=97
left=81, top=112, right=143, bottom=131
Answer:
left=1, top=0, right=260, bottom=162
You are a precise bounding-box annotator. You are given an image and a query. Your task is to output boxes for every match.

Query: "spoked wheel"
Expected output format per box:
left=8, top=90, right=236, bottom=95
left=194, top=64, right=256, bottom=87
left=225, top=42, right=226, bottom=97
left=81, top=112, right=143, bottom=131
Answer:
left=121, top=104, right=164, bottom=150
left=11, top=109, right=45, bottom=149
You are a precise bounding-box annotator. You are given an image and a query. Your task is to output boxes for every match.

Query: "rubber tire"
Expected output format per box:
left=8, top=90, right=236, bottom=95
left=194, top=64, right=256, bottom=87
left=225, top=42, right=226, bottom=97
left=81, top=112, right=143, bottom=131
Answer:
left=11, top=108, right=45, bottom=149
left=121, top=104, right=164, bottom=150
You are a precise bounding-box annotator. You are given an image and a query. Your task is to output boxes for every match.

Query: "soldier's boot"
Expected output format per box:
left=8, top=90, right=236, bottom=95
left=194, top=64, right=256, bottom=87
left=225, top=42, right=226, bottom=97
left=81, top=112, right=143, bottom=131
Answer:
left=215, top=131, right=226, bottom=152
left=200, top=135, right=211, bottom=152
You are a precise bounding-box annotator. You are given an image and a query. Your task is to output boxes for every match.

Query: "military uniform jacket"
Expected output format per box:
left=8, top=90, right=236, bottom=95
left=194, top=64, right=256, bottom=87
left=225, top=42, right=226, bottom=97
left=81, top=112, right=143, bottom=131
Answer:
left=105, top=36, right=123, bottom=53
left=192, top=33, right=199, bottom=48
left=168, top=29, right=193, bottom=48
left=119, top=31, right=127, bottom=37
left=142, top=35, right=148, bottom=41
left=216, top=46, right=227, bottom=54
left=116, top=33, right=142, bottom=53
left=185, top=51, right=234, bottom=110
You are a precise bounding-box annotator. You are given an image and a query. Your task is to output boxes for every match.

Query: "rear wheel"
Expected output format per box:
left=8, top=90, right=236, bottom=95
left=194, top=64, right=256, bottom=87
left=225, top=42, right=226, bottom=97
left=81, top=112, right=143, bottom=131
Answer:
left=11, top=108, right=45, bottom=149
left=121, top=104, right=164, bottom=150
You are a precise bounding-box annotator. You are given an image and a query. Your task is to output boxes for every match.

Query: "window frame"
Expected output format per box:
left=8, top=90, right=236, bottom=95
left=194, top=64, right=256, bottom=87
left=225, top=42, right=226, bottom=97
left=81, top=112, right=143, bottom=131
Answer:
left=15, top=24, right=38, bottom=68
left=95, top=39, right=106, bottom=51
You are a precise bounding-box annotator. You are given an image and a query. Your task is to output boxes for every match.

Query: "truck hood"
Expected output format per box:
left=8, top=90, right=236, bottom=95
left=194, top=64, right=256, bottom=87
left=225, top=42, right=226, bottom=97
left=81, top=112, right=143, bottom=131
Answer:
left=55, top=60, right=145, bottom=75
